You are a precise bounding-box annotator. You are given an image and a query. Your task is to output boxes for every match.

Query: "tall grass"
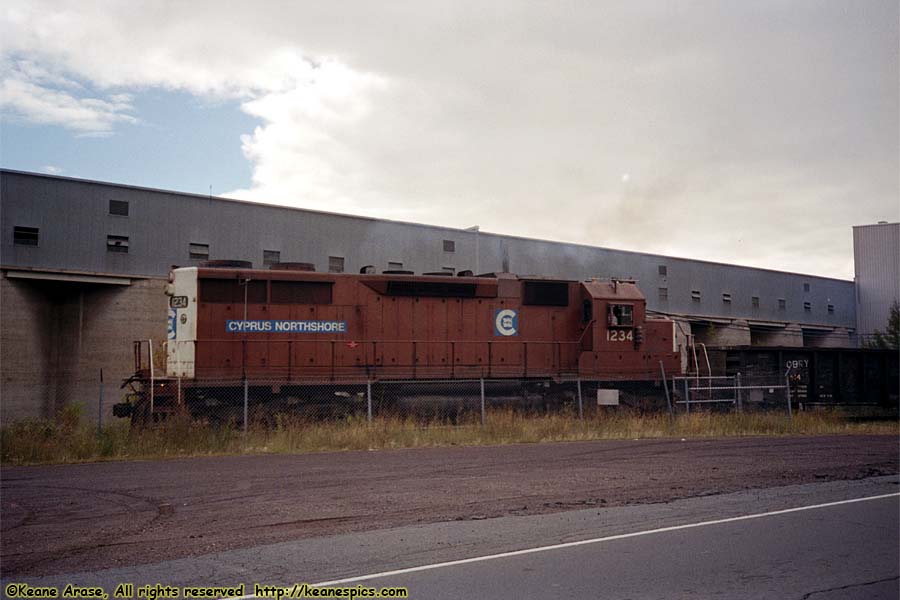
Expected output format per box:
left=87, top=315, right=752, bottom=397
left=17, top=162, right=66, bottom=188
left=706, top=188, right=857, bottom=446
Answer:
left=2, top=406, right=896, bottom=466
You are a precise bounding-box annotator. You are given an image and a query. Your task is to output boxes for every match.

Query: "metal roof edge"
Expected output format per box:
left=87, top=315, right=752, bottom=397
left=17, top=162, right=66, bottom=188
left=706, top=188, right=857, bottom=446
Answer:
left=0, top=264, right=162, bottom=280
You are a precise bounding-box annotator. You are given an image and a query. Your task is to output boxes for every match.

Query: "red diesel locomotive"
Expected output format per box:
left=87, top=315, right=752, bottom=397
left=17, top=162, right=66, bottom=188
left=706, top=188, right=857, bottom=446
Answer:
left=119, top=264, right=682, bottom=420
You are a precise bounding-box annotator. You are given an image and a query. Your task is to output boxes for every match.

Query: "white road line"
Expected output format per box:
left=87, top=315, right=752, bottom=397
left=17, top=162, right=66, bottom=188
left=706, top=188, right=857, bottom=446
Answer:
left=231, top=492, right=900, bottom=597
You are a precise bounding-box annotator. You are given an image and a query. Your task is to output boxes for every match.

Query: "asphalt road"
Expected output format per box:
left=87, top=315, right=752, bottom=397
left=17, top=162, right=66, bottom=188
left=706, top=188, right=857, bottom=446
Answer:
left=3, top=477, right=898, bottom=600
left=356, top=490, right=900, bottom=599
left=2, top=435, right=896, bottom=577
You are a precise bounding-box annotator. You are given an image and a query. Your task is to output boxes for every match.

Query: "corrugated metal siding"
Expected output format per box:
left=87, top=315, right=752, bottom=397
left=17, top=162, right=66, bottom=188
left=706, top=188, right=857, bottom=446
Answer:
left=1, top=169, right=856, bottom=328
left=853, top=222, right=900, bottom=336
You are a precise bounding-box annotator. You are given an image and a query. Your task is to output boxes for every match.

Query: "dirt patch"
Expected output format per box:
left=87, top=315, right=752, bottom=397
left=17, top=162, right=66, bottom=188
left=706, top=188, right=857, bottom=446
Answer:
left=1, top=435, right=897, bottom=576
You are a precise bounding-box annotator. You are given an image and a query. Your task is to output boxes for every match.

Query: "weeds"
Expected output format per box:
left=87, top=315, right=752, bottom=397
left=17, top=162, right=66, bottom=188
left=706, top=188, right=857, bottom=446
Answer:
left=1, top=408, right=896, bottom=466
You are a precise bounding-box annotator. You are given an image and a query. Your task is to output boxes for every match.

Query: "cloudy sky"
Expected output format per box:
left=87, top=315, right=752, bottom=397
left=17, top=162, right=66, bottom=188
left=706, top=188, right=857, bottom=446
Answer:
left=2, top=1, right=897, bottom=279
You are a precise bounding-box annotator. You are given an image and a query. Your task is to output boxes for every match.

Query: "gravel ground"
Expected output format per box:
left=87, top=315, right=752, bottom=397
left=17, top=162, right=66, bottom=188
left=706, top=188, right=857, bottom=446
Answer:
left=1, top=434, right=897, bottom=577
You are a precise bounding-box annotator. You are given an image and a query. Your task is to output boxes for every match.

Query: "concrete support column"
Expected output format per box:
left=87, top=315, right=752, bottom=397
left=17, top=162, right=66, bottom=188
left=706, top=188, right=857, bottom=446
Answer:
left=670, top=317, right=693, bottom=374
left=0, top=276, right=168, bottom=423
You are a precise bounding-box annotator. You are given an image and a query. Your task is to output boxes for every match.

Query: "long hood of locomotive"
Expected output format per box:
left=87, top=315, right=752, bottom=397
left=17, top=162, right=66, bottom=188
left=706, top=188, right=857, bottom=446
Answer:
left=163, top=267, right=681, bottom=382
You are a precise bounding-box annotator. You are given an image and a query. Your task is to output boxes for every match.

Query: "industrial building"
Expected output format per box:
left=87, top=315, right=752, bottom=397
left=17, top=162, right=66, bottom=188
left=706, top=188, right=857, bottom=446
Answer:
left=1, top=169, right=895, bottom=421
left=853, top=221, right=900, bottom=340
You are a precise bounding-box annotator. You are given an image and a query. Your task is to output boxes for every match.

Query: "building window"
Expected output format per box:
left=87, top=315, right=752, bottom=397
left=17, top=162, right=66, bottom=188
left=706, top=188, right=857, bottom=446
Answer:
left=803, top=283, right=810, bottom=292
left=803, top=301, right=811, bottom=312
left=328, top=256, right=345, bottom=273
left=778, top=298, right=786, bottom=310
left=752, top=296, right=760, bottom=308
left=658, top=287, right=668, bottom=301
left=109, top=199, right=129, bottom=216
left=388, top=261, right=403, bottom=270
left=691, top=290, right=701, bottom=302
left=442, top=266, right=456, bottom=274
left=443, top=240, right=455, bottom=253
left=263, top=250, right=280, bottom=265
left=658, top=265, right=667, bottom=277
left=722, top=293, right=732, bottom=303
left=827, top=304, right=835, bottom=314
left=189, top=243, right=209, bottom=260
left=13, top=226, right=39, bottom=246
left=106, top=235, right=129, bottom=253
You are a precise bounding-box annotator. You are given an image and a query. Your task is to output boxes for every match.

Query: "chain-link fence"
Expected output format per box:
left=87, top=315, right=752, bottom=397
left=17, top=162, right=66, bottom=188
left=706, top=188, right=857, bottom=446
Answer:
left=112, top=370, right=813, bottom=430
left=121, top=377, right=601, bottom=428
left=5, top=367, right=884, bottom=433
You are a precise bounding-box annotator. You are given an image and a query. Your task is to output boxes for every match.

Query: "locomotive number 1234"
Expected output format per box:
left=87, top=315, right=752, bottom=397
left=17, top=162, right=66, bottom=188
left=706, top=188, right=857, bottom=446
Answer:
left=607, top=329, right=634, bottom=342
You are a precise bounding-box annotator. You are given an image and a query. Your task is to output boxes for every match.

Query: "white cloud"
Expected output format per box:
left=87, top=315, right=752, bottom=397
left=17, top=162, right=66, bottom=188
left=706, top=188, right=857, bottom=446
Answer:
left=4, top=58, right=83, bottom=90
left=41, top=165, right=62, bottom=174
left=1, top=0, right=896, bottom=278
left=1, top=2, right=345, bottom=98
left=225, top=61, right=392, bottom=214
left=0, top=75, right=137, bottom=133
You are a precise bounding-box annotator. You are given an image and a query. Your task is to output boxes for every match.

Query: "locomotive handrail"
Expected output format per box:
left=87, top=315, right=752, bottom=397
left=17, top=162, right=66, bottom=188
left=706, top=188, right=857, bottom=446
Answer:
left=194, top=338, right=581, bottom=344
left=167, top=331, right=673, bottom=383
left=576, top=319, right=595, bottom=345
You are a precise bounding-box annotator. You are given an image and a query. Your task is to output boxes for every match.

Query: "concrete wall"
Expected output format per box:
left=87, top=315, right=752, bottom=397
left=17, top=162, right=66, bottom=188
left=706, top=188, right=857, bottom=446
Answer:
left=1, top=275, right=56, bottom=420
left=751, top=325, right=804, bottom=347
left=691, top=321, right=752, bottom=348
left=803, top=328, right=854, bottom=349
left=0, top=275, right=167, bottom=423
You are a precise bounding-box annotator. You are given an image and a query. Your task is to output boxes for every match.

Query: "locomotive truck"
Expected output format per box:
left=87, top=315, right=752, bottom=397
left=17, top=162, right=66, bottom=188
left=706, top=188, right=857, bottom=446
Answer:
left=116, top=264, right=683, bottom=422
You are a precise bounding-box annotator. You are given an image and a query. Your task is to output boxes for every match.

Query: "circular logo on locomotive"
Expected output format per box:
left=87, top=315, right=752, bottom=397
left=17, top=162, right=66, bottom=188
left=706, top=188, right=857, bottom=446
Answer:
left=167, top=308, right=177, bottom=340
left=494, top=309, right=518, bottom=336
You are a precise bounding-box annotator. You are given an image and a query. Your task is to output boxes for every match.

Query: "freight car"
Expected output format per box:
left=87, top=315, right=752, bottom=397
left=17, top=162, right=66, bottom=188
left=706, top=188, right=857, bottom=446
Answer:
left=116, top=264, right=682, bottom=422
left=709, top=345, right=899, bottom=407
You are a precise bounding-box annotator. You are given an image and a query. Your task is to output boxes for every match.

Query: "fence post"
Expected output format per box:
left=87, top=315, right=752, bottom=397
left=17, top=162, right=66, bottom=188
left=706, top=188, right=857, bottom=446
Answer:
left=367, top=379, right=373, bottom=423
left=785, top=373, right=793, bottom=426
left=148, top=339, right=155, bottom=417
left=576, top=378, right=583, bottom=420
left=480, top=377, right=486, bottom=427
left=736, top=372, right=742, bottom=413
left=683, top=378, right=690, bottom=414
left=660, top=361, right=673, bottom=418
left=243, top=377, right=249, bottom=434
left=98, top=369, right=104, bottom=436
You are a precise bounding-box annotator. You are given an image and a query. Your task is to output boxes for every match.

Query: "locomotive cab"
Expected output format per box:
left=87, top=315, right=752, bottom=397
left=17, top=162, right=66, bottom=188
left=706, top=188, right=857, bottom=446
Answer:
left=577, top=279, right=680, bottom=379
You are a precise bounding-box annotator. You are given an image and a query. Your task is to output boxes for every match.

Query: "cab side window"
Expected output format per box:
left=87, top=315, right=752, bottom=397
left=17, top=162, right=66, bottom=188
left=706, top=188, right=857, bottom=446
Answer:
left=608, top=304, right=634, bottom=327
